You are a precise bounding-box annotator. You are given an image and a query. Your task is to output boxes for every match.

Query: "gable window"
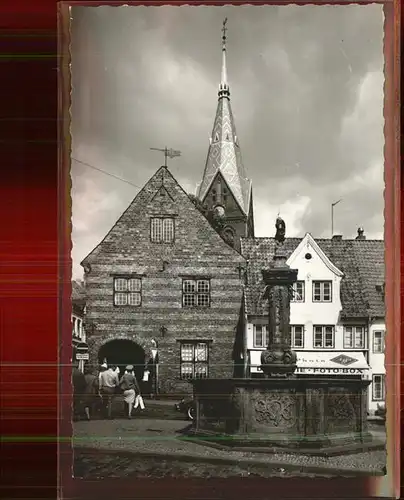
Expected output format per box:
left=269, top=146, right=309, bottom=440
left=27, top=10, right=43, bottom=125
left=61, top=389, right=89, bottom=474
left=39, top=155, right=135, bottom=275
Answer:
left=291, top=281, right=305, bottom=302
left=290, top=325, right=304, bottom=348
left=372, top=374, right=385, bottom=401
left=344, top=326, right=365, bottom=349
left=312, top=281, right=332, bottom=302
left=313, top=325, right=334, bottom=348
left=150, top=217, right=175, bottom=243
left=182, top=279, right=210, bottom=308
left=113, top=277, right=142, bottom=306
left=373, top=331, right=385, bottom=353
left=180, top=342, right=209, bottom=379
left=253, top=325, right=269, bottom=348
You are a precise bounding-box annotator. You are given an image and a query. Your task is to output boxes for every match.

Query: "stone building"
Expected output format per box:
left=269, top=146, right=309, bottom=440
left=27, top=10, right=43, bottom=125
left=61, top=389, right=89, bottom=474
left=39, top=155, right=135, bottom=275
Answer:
left=81, top=166, right=245, bottom=396
left=242, top=229, right=385, bottom=416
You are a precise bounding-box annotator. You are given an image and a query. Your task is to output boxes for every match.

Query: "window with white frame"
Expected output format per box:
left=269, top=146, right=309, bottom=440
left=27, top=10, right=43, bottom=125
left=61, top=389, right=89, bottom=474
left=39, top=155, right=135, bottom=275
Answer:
left=182, top=279, right=210, bottom=307
left=150, top=217, right=175, bottom=243
left=373, top=330, right=385, bottom=353
left=372, top=374, right=385, bottom=401
left=313, top=325, right=334, bottom=348
left=344, top=326, right=366, bottom=349
left=72, top=316, right=77, bottom=336
left=291, top=281, right=305, bottom=302
left=312, top=281, right=332, bottom=302
left=290, top=325, right=304, bottom=348
left=253, top=325, right=269, bottom=348
left=180, top=342, right=209, bottom=379
left=113, top=277, right=142, bottom=306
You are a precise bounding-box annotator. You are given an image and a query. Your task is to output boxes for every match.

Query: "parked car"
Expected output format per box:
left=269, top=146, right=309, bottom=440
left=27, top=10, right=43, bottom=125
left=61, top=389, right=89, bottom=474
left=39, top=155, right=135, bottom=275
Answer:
left=175, top=397, right=196, bottom=421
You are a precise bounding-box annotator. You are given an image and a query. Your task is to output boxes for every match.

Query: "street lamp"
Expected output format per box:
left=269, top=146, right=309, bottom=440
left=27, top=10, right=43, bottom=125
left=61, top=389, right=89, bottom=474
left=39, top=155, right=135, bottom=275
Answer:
left=331, top=199, right=342, bottom=237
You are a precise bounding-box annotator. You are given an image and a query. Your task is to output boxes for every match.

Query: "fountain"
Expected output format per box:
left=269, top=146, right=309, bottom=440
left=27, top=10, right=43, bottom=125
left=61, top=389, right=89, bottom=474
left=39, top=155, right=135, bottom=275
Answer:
left=188, top=218, right=379, bottom=455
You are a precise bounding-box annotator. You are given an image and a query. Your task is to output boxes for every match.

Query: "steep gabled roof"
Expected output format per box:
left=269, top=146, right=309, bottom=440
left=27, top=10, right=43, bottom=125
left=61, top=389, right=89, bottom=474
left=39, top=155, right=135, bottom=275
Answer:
left=81, top=165, right=246, bottom=267
left=241, top=237, right=385, bottom=319
left=286, top=233, right=344, bottom=277
left=197, top=21, right=252, bottom=216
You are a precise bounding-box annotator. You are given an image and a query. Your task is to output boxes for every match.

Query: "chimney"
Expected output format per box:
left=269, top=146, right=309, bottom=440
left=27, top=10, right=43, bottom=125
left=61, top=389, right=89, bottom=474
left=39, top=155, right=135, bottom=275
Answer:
left=332, top=234, right=342, bottom=241
left=356, top=227, right=366, bottom=240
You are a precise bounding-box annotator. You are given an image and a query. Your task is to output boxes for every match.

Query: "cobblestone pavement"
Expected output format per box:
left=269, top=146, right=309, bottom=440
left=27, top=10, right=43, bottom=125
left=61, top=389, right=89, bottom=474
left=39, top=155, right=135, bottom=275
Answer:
left=74, top=449, right=333, bottom=479
left=73, top=417, right=386, bottom=478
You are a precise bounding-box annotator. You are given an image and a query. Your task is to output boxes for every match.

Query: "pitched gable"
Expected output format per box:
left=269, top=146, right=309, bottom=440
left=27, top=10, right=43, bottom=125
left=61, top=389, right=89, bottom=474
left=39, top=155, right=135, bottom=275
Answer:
left=81, top=166, right=245, bottom=269
left=286, top=233, right=343, bottom=277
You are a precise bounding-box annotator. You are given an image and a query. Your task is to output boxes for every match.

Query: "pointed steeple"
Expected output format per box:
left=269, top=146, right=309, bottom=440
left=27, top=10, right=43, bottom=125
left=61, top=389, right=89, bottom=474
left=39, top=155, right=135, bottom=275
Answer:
left=197, top=19, right=252, bottom=218
left=218, top=17, right=229, bottom=99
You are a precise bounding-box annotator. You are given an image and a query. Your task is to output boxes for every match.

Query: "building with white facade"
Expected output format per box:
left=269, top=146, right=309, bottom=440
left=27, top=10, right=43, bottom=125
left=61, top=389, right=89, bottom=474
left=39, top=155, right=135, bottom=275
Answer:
left=72, top=280, right=87, bottom=371
left=241, top=229, right=385, bottom=417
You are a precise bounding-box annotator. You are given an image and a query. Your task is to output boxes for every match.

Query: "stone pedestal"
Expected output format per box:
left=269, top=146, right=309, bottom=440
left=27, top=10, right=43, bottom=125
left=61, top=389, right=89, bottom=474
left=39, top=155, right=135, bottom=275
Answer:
left=189, top=377, right=377, bottom=455
left=260, top=244, right=298, bottom=377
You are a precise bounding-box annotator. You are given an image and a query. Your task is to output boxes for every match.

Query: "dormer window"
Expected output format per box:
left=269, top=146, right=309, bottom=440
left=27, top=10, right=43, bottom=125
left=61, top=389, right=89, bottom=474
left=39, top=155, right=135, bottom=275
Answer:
left=150, top=217, right=175, bottom=243
left=312, top=281, right=332, bottom=302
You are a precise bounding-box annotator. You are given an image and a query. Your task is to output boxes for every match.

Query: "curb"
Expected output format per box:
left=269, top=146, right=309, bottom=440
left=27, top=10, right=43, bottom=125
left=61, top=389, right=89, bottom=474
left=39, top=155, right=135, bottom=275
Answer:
left=74, top=445, right=385, bottom=478
left=179, top=434, right=386, bottom=458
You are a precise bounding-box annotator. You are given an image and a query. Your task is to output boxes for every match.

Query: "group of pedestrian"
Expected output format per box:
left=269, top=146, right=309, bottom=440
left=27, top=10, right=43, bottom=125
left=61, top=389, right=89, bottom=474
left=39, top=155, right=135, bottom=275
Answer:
left=73, top=361, right=145, bottom=420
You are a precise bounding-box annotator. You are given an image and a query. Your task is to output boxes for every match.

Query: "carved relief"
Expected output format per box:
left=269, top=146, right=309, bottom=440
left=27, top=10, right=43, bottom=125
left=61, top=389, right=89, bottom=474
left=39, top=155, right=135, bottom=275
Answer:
left=253, top=393, right=296, bottom=428
left=327, top=392, right=356, bottom=424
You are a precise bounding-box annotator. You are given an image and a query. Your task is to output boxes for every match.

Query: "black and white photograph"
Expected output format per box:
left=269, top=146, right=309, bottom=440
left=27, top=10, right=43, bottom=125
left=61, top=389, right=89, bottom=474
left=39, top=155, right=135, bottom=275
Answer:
left=69, top=4, right=387, bottom=479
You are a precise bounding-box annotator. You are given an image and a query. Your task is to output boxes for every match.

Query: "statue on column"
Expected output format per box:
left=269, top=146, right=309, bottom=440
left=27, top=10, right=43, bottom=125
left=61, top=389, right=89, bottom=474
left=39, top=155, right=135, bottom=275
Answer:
left=275, top=216, right=286, bottom=245
left=260, top=216, right=298, bottom=377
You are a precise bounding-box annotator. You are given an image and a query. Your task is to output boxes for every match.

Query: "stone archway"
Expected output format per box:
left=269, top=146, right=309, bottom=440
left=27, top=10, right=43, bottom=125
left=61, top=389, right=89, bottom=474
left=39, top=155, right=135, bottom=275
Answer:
left=98, top=339, right=146, bottom=382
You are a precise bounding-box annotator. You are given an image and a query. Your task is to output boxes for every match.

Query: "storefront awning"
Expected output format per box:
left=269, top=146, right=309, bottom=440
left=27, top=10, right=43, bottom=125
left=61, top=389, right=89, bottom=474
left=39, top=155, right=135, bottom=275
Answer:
left=249, top=350, right=370, bottom=376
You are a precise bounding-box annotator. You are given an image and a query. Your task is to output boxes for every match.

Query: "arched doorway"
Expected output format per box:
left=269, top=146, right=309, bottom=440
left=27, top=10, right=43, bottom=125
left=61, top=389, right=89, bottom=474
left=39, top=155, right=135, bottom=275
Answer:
left=98, top=339, right=146, bottom=382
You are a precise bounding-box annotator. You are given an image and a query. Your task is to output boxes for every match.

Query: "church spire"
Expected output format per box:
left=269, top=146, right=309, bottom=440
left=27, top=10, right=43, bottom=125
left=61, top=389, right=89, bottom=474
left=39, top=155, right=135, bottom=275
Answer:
left=197, top=19, right=253, bottom=231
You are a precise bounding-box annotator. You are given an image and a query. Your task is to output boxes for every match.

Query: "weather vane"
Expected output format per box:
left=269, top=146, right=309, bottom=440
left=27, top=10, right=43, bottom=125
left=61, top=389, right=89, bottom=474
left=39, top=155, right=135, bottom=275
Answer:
left=150, top=147, right=181, bottom=168
left=222, top=18, right=228, bottom=45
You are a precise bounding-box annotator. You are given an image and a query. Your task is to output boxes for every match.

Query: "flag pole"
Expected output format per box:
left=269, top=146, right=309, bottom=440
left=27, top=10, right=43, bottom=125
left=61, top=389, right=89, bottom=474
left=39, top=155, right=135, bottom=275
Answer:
left=331, top=199, right=342, bottom=237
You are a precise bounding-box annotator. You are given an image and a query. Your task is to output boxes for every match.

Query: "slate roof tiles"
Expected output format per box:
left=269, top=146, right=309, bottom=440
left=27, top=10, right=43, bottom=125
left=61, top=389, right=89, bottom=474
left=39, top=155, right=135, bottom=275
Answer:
left=241, top=237, right=385, bottom=319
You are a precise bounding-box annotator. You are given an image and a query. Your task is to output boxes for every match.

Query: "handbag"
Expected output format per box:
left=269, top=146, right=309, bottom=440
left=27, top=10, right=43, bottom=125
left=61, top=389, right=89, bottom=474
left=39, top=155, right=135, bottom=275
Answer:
left=135, top=394, right=145, bottom=410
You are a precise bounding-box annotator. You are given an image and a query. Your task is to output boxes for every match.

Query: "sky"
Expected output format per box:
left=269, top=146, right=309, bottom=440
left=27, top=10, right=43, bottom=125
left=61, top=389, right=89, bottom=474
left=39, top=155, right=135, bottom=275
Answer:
left=70, top=4, right=385, bottom=280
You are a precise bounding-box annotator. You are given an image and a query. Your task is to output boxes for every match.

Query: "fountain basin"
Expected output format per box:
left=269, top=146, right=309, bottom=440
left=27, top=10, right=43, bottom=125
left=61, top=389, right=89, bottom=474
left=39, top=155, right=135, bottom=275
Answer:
left=188, top=377, right=378, bottom=456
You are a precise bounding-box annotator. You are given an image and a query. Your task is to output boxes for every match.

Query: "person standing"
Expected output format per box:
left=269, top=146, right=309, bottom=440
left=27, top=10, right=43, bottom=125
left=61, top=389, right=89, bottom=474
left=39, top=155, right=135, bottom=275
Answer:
left=119, top=365, right=139, bottom=419
left=83, top=365, right=99, bottom=421
left=72, top=361, right=86, bottom=421
left=99, top=364, right=119, bottom=419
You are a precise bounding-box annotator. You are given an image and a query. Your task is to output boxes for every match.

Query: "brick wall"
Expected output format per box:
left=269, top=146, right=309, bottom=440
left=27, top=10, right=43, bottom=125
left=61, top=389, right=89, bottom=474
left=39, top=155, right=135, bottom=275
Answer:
left=82, top=166, right=245, bottom=396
